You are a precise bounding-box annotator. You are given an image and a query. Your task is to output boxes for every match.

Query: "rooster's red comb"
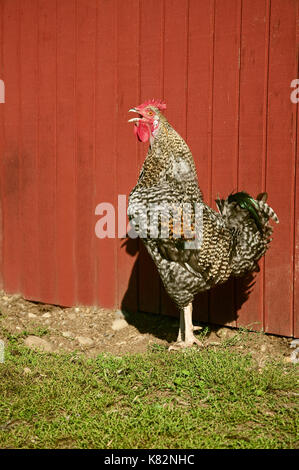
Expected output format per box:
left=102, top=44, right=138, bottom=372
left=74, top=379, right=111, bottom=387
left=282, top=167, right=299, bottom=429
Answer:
left=137, top=99, right=166, bottom=111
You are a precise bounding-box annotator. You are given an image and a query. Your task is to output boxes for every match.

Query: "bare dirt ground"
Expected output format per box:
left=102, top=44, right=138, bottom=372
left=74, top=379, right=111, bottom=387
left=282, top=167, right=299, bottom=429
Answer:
left=0, top=290, right=295, bottom=364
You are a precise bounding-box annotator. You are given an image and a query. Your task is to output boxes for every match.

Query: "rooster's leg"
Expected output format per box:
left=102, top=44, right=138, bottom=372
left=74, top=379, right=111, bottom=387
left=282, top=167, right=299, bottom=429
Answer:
left=176, top=308, right=184, bottom=342
left=168, top=303, right=204, bottom=350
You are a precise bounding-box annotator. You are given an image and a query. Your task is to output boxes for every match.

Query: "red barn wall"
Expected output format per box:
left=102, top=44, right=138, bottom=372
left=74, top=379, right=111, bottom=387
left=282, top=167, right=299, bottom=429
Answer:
left=0, top=0, right=298, bottom=337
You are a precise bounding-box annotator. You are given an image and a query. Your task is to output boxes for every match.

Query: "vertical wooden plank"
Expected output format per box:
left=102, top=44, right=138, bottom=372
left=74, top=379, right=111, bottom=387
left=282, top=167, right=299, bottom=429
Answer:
left=236, top=0, right=269, bottom=331
left=264, top=0, right=297, bottom=336
left=160, top=0, right=189, bottom=318
left=188, top=0, right=215, bottom=204
left=19, top=0, right=39, bottom=300
left=294, top=85, right=299, bottom=338
left=294, top=107, right=299, bottom=338
left=0, top=0, right=4, bottom=290
left=37, top=0, right=57, bottom=303
left=294, top=0, right=299, bottom=337
left=56, top=0, right=76, bottom=306
left=94, top=0, right=117, bottom=308
left=187, top=0, right=215, bottom=323
left=209, top=0, right=242, bottom=327
left=116, top=0, right=140, bottom=313
left=1, top=0, right=21, bottom=294
left=163, top=0, right=188, bottom=137
left=137, top=0, right=164, bottom=315
left=75, top=0, right=96, bottom=305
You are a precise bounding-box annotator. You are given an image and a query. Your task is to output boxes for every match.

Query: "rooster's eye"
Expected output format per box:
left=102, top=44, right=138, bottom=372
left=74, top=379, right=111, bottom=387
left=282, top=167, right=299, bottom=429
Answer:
left=147, top=110, right=153, bottom=116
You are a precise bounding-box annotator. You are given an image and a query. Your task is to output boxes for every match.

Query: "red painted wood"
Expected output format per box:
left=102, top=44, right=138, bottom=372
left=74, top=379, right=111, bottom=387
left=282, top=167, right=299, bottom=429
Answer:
left=294, top=0, right=299, bottom=337
left=56, top=0, right=77, bottom=306
left=0, top=0, right=4, bottom=290
left=236, top=0, right=269, bottom=331
left=295, top=96, right=299, bottom=337
left=1, top=0, right=21, bottom=295
left=37, top=0, right=57, bottom=303
left=209, top=0, right=242, bottom=327
left=94, top=0, right=117, bottom=309
left=75, top=0, right=97, bottom=306
left=294, top=132, right=299, bottom=337
left=19, top=0, right=39, bottom=301
left=188, top=0, right=215, bottom=206
left=264, top=0, right=297, bottom=336
left=0, top=0, right=297, bottom=337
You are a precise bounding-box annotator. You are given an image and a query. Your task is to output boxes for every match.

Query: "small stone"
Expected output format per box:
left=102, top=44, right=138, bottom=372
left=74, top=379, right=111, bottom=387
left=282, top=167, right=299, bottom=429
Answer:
left=112, top=318, right=129, bottom=331
left=24, top=336, right=53, bottom=353
left=216, top=328, right=228, bottom=338
left=11, top=294, right=22, bottom=301
left=23, top=367, right=32, bottom=375
left=76, top=336, right=94, bottom=346
left=133, top=336, right=144, bottom=343
left=42, top=312, right=51, bottom=318
left=75, top=308, right=80, bottom=313
left=15, top=326, right=22, bottom=331
left=28, top=313, right=37, bottom=319
left=62, top=331, right=73, bottom=338
left=290, top=349, right=299, bottom=364
left=260, top=344, right=267, bottom=352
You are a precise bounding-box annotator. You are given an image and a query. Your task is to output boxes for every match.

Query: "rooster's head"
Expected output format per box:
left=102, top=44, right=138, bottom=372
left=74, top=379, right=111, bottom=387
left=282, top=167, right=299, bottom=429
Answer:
left=128, top=99, right=166, bottom=143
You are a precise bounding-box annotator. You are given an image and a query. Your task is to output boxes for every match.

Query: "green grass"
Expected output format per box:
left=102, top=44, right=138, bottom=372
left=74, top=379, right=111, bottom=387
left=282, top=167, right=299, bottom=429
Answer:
left=0, top=341, right=298, bottom=449
left=1, top=324, right=49, bottom=343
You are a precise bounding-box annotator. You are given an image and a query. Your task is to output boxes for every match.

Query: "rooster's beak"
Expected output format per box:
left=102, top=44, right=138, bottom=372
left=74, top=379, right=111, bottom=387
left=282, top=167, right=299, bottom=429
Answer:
left=128, top=108, right=141, bottom=123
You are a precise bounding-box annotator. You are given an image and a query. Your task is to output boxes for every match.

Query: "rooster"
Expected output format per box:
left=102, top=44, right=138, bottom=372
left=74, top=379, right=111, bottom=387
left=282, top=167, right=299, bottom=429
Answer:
left=127, top=99, right=279, bottom=350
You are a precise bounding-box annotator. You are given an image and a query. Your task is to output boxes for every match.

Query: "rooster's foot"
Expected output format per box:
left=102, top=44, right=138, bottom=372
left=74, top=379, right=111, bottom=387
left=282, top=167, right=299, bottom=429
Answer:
left=168, top=335, right=204, bottom=351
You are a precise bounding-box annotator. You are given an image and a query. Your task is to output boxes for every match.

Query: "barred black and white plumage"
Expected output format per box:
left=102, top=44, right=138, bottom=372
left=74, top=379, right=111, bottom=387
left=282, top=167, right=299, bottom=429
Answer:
left=128, top=100, right=279, bottom=349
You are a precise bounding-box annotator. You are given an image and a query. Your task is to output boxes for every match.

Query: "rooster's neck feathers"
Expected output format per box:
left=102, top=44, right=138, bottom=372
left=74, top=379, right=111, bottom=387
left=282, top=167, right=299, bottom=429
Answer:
left=135, top=118, right=201, bottom=201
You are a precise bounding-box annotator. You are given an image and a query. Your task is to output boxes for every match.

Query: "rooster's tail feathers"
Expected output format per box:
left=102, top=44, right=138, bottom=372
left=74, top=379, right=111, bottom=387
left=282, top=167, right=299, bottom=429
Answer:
left=219, top=191, right=279, bottom=232
left=256, top=198, right=279, bottom=225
